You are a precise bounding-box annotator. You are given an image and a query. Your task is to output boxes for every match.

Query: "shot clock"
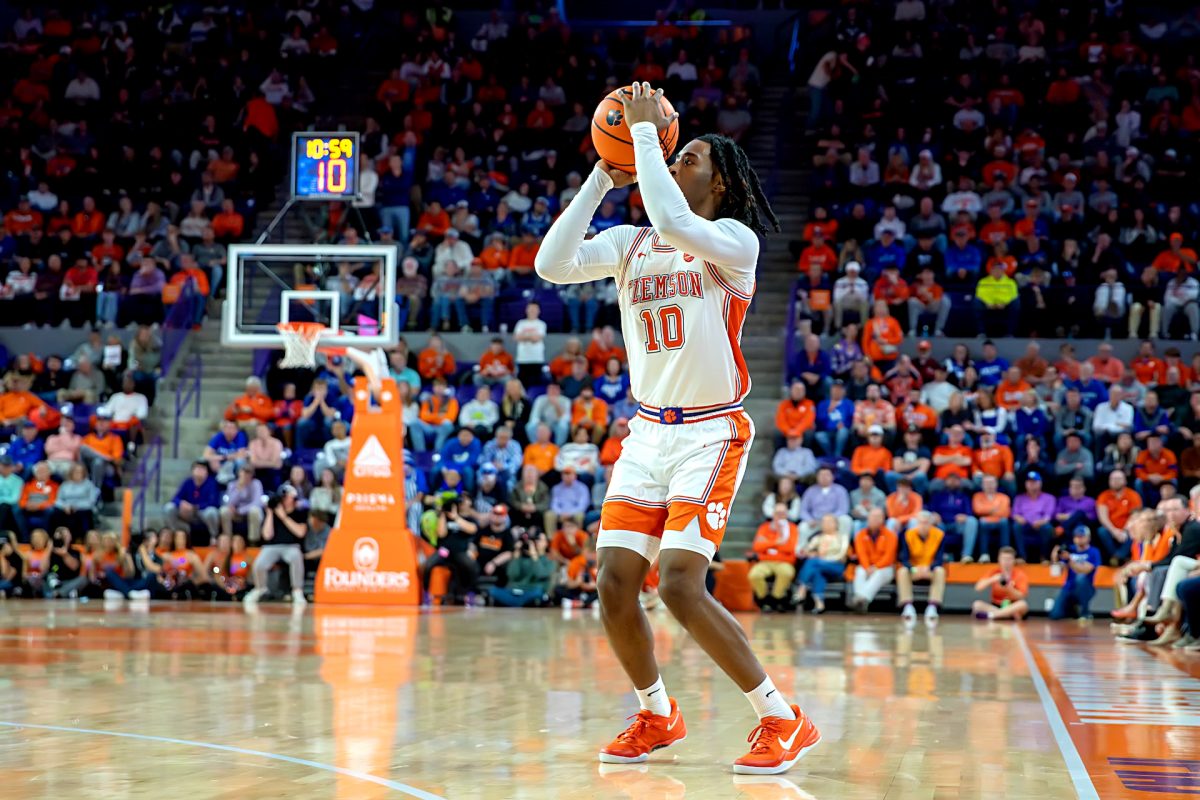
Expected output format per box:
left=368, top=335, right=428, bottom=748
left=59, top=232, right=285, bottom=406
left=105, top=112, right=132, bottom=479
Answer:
left=291, top=131, right=361, bottom=201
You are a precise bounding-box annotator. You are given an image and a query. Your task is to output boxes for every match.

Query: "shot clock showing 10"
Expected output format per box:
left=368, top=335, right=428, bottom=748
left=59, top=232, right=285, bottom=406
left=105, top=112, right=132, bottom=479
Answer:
left=291, top=131, right=361, bottom=201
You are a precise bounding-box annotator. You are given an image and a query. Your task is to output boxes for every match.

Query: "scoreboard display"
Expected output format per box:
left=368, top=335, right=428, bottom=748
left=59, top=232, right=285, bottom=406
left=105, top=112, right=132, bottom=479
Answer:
left=291, top=132, right=361, bottom=201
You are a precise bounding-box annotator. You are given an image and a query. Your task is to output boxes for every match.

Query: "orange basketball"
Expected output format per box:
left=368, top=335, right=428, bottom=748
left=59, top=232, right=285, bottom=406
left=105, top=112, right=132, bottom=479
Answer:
left=591, top=86, right=679, bottom=173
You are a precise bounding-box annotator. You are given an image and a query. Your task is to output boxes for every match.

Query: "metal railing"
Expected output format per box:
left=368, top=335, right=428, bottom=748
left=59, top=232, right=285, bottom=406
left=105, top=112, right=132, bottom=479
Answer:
left=161, top=281, right=202, bottom=374
left=172, top=354, right=203, bottom=459
left=129, top=435, right=163, bottom=535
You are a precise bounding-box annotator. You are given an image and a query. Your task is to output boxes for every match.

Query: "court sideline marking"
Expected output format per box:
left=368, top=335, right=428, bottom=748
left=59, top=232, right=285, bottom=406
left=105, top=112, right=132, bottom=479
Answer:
left=1013, top=627, right=1101, bottom=800
left=0, top=721, right=446, bottom=800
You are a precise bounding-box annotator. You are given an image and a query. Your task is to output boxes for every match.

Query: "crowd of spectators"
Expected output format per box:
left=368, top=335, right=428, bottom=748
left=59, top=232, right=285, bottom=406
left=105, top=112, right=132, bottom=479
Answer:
left=151, top=319, right=643, bottom=606
left=1, top=5, right=763, bottom=606
left=286, top=8, right=761, bottom=334
left=0, top=325, right=159, bottom=598
left=799, top=1, right=1200, bottom=341
left=758, top=332, right=1200, bottom=633
left=0, top=5, right=310, bottom=331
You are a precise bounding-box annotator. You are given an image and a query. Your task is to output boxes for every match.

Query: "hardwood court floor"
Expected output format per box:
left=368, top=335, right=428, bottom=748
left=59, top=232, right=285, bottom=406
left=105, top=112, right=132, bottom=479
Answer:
left=0, top=602, right=1196, bottom=800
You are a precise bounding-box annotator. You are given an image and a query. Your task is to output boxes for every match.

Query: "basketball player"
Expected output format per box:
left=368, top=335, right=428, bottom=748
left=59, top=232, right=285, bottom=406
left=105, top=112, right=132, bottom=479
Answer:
left=536, top=82, right=820, bottom=775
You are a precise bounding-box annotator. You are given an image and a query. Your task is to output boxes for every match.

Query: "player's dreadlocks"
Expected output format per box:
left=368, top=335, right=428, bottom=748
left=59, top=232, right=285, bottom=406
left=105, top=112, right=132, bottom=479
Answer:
left=697, top=133, right=781, bottom=236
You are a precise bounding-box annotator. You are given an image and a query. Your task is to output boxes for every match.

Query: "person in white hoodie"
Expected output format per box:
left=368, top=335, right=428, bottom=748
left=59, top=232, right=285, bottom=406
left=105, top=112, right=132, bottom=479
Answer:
left=458, top=385, right=500, bottom=437
left=1162, top=269, right=1200, bottom=339
left=832, top=261, right=870, bottom=328
left=1092, top=267, right=1128, bottom=339
left=433, top=228, right=476, bottom=278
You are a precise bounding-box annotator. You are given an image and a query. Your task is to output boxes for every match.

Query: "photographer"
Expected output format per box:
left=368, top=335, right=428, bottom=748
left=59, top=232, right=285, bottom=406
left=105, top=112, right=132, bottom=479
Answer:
left=475, top=504, right=515, bottom=585
left=554, top=536, right=598, bottom=608
left=44, top=527, right=88, bottom=599
left=487, top=530, right=556, bottom=607
left=242, top=485, right=308, bottom=606
left=1049, top=526, right=1101, bottom=620
left=424, top=498, right=480, bottom=604
left=971, top=546, right=1029, bottom=621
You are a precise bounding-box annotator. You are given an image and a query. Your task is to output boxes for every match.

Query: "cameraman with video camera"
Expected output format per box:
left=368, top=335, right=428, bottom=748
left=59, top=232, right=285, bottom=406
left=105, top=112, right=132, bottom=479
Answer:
left=424, top=497, right=481, bottom=604
left=242, top=485, right=308, bottom=607
left=487, top=528, right=556, bottom=607
left=1049, top=526, right=1101, bottom=620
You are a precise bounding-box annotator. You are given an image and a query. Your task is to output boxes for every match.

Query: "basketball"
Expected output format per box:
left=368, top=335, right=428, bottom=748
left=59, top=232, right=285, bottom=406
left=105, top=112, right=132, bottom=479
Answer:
left=591, top=86, right=679, bottom=173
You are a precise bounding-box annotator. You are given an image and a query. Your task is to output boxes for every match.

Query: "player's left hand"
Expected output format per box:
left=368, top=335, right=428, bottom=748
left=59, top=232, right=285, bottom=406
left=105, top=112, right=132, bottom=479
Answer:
left=621, top=82, right=679, bottom=132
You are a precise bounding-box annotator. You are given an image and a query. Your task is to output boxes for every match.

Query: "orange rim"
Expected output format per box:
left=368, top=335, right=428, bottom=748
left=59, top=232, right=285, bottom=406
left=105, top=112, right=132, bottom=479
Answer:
left=276, top=322, right=346, bottom=356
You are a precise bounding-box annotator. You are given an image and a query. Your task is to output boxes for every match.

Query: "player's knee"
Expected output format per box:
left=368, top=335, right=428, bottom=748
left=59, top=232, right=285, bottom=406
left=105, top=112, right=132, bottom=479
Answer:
left=658, top=564, right=705, bottom=615
left=597, top=564, right=640, bottom=611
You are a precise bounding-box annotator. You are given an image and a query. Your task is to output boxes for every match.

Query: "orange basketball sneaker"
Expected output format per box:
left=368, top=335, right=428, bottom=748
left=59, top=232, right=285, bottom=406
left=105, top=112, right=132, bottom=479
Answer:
left=732, top=705, right=821, bottom=775
left=598, top=697, right=687, bottom=763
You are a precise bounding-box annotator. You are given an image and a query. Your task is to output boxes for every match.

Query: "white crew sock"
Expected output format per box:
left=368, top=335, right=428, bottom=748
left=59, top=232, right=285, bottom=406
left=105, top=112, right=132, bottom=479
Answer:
left=635, top=675, right=671, bottom=717
left=745, top=675, right=795, bottom=720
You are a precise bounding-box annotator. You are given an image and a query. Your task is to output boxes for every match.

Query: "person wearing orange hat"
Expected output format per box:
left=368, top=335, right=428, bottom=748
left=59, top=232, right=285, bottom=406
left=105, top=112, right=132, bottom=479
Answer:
left=1151, top=232, right=1198, bottom=274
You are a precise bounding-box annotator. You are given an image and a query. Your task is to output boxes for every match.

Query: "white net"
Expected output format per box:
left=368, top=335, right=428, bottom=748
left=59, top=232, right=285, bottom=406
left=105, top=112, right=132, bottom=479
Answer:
left=276, top=322, right=326, bottom=368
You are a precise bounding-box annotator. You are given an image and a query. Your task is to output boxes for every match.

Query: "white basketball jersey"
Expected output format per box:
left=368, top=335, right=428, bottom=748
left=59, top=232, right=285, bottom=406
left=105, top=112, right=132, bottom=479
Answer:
left=534, top=121, right=761, bottom=416
left=614, top=226, right=754, bottom=410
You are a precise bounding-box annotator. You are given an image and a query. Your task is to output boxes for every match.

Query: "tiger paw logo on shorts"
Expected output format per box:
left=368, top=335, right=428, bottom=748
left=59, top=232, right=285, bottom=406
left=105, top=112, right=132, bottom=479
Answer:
left=662, top=409, right=679, bottom=423
left=705, top=501, right=728, bottom=530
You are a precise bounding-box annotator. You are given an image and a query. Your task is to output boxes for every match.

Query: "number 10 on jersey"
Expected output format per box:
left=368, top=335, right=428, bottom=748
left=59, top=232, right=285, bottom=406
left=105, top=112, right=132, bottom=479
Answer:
left=639, top=305, right=685, bottom=353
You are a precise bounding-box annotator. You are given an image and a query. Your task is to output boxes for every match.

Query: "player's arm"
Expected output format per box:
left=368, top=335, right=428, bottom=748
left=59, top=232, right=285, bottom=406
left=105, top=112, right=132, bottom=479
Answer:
left=631, top=121, right=759, bottom=273
left=534, top=168, right=628, bottom=286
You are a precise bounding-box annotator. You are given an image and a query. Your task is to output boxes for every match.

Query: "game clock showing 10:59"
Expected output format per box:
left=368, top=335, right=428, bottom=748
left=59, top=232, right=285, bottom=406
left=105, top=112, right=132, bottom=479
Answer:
left=291, top=131, right=361, bottom=201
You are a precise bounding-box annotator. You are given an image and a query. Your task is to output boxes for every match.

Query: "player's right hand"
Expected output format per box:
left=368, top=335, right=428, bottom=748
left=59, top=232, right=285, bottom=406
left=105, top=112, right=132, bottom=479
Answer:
left=597, top=160, right=638, bottom=189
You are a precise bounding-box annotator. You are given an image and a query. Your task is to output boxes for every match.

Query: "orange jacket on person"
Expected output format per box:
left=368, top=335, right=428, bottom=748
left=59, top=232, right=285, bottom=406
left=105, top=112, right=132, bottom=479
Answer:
left=933, top=444, right=973, bottom=480
left=901, top=526, right=945, bottom=568
left=71, top=210, right=104, bottom=238
left=548, top=355, right=579, bottom=382
left=862, top=316, right=903, bottom=362
left=1150, top=247, right=1197, bottom=274
left=212, top=211, right=245, bottom=239
left=572, top=396, right=609, bottom=430
left=524, top=442, right=558, bottom=474
left=1135, top=449, right=1178, bottom=480
left=165, top=268, right=210, bottom=301
left=551, top=528, right=586, bottom=561
left=81, top=431, right=124, bottom=464
left=509, top=242, right=540, bottom=272
left=994, top=378, right=1031, bottom=410
left=599, top=436, right=624, bottom=466
left=851, top=444, right=892, bottom=475
left=479, top=243, right=510, bottom=271
left=854, top=527, right=899, bottom=570
left=797, top=243, right=838, bottom=273
left=1132, top=531, right=1176, bottom=563
left=585, top=342, right=627, bottom=378
left=0, top=391, right=41, bottom=424
left=478, top=351, right=514, bottom=376
left=973, top=444, right=1015, bottom=478
left=3, top=209, right=41, bottom=235
left=775, top=398, right=815, bottom=437
left=1097, top=487, right=1142, bottom=530
left=243, top=96, right=279, bottom=139
left=417, top=209, right=450, bottom=238
left=224, top=392, right=274, bottom=423
left=752, top=520, right=799, bottom=564
left=885, top=490, right=922, bottom=528
left=91, top=242, right=124, bottom=264
left=20, top=478, right=57, bottom=511
left=419, top=393, right=459, bottom=426
left=418, top=348, right=457, bottom=380
left=972, top=491, right=1011, bottom=523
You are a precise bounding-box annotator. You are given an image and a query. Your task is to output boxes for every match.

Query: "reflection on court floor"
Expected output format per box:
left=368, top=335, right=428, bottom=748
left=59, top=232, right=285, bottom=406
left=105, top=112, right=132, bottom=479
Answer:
left=0, top=603, right=1195, bottom=799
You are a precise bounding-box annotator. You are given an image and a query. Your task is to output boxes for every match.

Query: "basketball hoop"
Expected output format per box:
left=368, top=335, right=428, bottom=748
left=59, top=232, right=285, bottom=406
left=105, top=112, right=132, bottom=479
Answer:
left=276, top=321, right=343, bottom=368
